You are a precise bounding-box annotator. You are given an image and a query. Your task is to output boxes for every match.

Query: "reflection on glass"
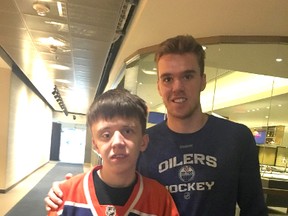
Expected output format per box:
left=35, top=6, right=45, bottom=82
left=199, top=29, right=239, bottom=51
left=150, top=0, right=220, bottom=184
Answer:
left=123, top=42, right=288, bottom=180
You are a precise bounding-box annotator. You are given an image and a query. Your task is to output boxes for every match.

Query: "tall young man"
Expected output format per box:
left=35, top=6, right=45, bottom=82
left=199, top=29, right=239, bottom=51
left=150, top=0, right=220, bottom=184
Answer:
left=138, top=35, right=267, bottom=215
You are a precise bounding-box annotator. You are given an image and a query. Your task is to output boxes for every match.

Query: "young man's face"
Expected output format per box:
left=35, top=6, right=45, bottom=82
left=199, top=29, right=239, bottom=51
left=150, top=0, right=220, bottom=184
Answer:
left=157, top=53, right=206, bottom=120
left=91, top=116, right=148, bottom=174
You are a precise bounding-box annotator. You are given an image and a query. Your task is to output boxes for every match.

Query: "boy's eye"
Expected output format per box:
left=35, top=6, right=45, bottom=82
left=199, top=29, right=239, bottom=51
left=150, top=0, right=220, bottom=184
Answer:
left=122, top=128, right=132, bottom=135
left=101, top=132, right=111, bottom=139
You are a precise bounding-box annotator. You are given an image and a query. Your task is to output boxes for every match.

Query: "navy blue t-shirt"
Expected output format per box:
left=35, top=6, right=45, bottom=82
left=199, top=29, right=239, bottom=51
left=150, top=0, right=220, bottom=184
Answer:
left=138, top=115, right=267, bottom=216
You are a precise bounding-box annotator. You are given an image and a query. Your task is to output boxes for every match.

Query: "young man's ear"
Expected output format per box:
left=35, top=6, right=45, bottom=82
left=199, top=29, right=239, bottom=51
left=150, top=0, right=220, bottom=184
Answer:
left=157, top=79, right=163, bottom=97
left=140, top=134, right=149, bottom=152
left=200, top=73, right=207, bottom=91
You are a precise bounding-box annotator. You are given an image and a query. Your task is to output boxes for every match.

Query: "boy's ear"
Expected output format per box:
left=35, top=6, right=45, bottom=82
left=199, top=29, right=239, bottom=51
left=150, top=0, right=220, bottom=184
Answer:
left=92, top=139, right=101, bottom=156
left=140, top=134, right=149, bottom=152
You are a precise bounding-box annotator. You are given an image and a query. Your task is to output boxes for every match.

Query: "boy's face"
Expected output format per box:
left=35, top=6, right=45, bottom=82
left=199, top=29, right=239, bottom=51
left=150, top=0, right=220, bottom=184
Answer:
left=91, top=116, right=148, bottom=174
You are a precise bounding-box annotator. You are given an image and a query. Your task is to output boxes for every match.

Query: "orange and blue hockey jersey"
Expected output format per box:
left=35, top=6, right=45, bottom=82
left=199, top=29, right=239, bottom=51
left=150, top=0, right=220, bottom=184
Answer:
left=48, top=166, right=179, bottom=216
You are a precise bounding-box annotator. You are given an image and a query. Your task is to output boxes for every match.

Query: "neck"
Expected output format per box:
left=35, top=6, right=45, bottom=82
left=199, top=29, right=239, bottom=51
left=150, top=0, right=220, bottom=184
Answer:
left=167, top=112, right=208, bottom=133
left=98, top=168, right=136, bottom=188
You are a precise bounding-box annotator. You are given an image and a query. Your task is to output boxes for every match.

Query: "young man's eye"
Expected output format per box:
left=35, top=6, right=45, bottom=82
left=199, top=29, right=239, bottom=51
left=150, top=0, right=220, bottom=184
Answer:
left=162, top=77, right=172, bottom=83
left=183, top=74, right=193, bottom=80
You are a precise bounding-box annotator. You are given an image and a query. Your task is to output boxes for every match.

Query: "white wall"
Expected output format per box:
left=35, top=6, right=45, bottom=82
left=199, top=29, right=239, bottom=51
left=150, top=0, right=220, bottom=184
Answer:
left=4, top=73, right=53, bottom=190
left=0, top=67, right=11, bottom=189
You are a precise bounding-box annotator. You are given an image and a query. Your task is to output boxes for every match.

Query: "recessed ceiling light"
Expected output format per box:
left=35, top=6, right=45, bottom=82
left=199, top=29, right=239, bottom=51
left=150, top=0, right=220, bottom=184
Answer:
left=38, top=37, right=66, bottom=47
left=50, top=45, right=57, bottom=53
left=33, top=2, right=50, bottom=16
left=276, top=58, right=283, bottom=62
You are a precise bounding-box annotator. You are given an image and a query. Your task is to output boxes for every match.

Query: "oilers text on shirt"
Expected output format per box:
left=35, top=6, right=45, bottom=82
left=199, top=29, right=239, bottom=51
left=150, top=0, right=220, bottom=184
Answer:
left=158, top=153, right=217, bottom=194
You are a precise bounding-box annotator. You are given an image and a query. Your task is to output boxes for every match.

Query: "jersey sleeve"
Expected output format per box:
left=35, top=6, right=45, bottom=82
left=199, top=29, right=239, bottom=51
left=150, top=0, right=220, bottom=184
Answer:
left=163, top=189, right=180, bottom=216
left=47, top=210, right=59, bottom=216
left=47, top=175, right=81, bottom=216
left=141, top=176, right=180, bottom=216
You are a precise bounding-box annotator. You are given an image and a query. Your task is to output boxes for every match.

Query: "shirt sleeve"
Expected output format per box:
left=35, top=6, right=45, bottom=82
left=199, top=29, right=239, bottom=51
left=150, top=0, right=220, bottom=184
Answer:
left=237, top=125, right=268, bottom=215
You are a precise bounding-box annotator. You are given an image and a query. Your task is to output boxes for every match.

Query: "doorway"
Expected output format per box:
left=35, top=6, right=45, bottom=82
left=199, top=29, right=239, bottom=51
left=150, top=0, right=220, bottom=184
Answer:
left=59, top=126, right=86, bottom=164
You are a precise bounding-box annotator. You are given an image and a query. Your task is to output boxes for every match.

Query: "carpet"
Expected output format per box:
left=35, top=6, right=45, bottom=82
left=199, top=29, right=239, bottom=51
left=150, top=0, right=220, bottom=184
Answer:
left=5, top=162, right=83, bottom=216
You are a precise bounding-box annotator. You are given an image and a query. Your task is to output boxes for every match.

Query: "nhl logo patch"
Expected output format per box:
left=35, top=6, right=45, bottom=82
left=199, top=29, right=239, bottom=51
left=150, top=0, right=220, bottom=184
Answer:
left=105, top=205, right=116, bottom=216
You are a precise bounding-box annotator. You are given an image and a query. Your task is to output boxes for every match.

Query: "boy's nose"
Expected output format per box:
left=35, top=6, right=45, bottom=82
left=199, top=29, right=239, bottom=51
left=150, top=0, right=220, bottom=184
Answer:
left=111, top=131, right=125, bottom=147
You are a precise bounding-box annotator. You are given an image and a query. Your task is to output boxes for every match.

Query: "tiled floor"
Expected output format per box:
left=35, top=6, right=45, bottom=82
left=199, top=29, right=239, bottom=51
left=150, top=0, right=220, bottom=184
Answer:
left=0, top=162, right=57, bottom=216
left=0, top=161, right=91, bottom=216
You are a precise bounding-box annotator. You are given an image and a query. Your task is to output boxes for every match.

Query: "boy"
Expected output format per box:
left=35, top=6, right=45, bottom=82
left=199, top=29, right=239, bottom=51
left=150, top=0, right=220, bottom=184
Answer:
left=48, top=89, right=179, bottom=216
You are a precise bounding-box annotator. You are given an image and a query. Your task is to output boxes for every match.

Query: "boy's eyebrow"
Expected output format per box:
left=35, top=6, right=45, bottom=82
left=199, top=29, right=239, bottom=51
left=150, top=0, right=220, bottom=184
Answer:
left=94, top=127, right=109, bottom=136
left=96, top=124, right=137, bottom=132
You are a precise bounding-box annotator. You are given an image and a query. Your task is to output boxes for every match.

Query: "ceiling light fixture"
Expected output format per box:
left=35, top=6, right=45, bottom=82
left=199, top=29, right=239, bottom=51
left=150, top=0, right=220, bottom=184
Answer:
left=113, top=0, right=134, bottom=42
left=52, top=85, right=68, bottom=116
left=57, top=1, right=63, bottom=17
left=50, top=64, right=70, bottom=70
left=33, top=2, right=50, bottom=16
left=142, top=69, right=157, bottom=75
left=49, top=45, right=57, bottom=53
left=55, top=79, right=71, bottom=84
left=38, top=37, right=66, bottom=47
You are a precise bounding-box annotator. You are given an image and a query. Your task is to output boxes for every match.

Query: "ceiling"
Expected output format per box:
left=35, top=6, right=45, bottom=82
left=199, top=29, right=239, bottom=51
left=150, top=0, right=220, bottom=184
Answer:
left=0, top=0, right=134, bottom=115
left=0, top=0, right=288, bottom=122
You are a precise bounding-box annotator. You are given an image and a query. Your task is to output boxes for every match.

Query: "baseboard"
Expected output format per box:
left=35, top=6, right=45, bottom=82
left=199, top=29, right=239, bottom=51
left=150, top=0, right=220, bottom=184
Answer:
left=0, top=161, right=50, bottom=194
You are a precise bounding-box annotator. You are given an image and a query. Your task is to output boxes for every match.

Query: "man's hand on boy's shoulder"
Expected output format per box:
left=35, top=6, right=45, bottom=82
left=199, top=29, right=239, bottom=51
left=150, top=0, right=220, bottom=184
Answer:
left=44, top=173, right=73, bottom=211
